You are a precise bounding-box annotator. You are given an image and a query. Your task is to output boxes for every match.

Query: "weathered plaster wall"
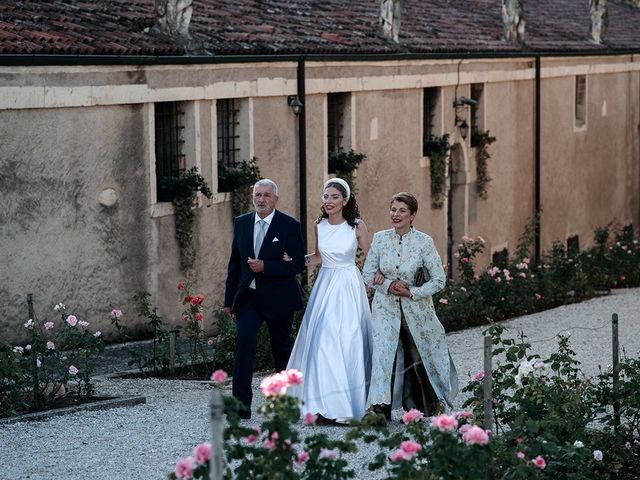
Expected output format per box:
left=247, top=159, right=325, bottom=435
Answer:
left=540, top=68, right=639, bottom=250
left=0, top=105, right=150, bottom=344
left=1, top=56, right=638, bottom=344
left=471, top=78, right=536, bottom=267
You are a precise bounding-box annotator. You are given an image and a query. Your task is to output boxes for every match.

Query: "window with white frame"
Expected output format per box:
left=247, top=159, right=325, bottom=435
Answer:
left=422, top=87, right=441, bottom=156
left=470, top=83, right=484, bottom=147
left=154, top=101, right=186, bottom=202
left=217, top=98, right=240, bottom=169
left=574, top=75, right=587, bottom=129
left=327, top=92, right=351, bottom=173
left=216, top=98, right=251, bottom=191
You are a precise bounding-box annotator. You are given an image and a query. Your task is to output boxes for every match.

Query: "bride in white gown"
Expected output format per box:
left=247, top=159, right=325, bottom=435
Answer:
left=286, top=178, right=372, bottom=423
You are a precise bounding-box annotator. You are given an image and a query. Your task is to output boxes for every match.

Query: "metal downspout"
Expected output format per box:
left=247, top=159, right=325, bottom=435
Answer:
left=296, top=58, right=308, bottom=252
left=535, top=55, right=541, bottom=264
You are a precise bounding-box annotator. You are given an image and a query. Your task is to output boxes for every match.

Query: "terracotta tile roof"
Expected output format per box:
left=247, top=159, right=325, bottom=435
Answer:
left=0, top=0, right=639, bottom=58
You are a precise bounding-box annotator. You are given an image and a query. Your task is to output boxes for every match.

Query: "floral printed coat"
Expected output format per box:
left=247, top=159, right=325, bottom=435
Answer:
left=362, top=228, right=458, bottom=409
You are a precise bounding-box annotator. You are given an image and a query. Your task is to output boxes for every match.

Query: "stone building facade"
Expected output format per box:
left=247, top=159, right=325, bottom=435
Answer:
left=1, top=0, right=639, bottom=343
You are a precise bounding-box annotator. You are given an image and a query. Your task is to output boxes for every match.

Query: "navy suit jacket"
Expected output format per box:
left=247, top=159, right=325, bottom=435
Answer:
left=224, top=209, right=305, bottom=318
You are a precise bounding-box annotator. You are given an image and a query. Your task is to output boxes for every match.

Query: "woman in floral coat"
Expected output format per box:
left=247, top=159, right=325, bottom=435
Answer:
left=362, top=192, right=458, bottom=420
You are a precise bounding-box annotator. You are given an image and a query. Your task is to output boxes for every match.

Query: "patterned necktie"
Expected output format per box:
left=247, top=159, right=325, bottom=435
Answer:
left=254, top=219, right=267, bottom=256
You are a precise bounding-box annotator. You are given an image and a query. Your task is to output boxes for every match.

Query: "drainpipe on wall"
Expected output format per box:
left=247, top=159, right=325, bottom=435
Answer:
left=534, top=55, right=541, bottom=264
left=296, top=58, right=308, bottom=254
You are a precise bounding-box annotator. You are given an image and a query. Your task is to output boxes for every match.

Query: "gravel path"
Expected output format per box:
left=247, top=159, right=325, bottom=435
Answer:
left=2, top=288, right=639, bottom=479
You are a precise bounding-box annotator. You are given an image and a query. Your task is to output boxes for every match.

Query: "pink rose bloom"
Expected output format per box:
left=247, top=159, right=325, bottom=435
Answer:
left=459, top=424, right=472, bottom=435
left=110, top=309, right=123, bottom=319
left=285, top=369, right=304, bottom=386
left=487, top=266, right=500, bottom=277
left=207, top=339, right=214, bottom=346
left=195, top=313, right=203, bottom=322
left=516, top=452, right=525, bottom=459
left=174, top=456, right=195, bottom=479
left=295, top=451, right=309, bottom=467
left=532, top=455, right=546, bottom=469
left=44, top=322, right=54, bottom=330
left=262, top=438, right=276, bottom=450
left=319, top=448, right=338, bottom=461
left=79, top=320, right=89, bottom=327
left=400, top=440, right=422, bottom=454
left=177, top=281, right=185, bottom=291
left=494, top=277, right=502, bottom=284
left=473, top=370, right=485, bottom=381
left=94, top=331, right=102, bottom=337
left=191, top=294, right=205, bottom=306
left=402, top=408, right=424, bottom=424
left=68, top=365, right=79, bottom=376
left=431, top=413, right=458, bottom=432
left=303, top=412, right=318, bottom=425
left=462, top=425, right=490, bottom=445
left=439, top=298, right=449, bottom=304
left=46, top=341, right=55, bottom=350
left=389, top=449, right=413, bottom=462
left=625, top=441, right=631, bottom=449
left=260, top=372, right=288, bottom=397
left=456, top=411, right=473, bottom=419
left=210, top=369, right=228, bottom=383
left=66, top=315, right=78, bottom=327
left=262, top=432, right=279, bottom=451
left=245, top=427, right=260, bottom=444
left=535, top=293, right=542, bottom=301
left=193, top=442, right=211, bottom=465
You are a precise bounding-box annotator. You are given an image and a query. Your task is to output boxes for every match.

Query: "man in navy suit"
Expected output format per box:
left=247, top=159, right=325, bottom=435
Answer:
left=224, top=178, right=305, bottom=418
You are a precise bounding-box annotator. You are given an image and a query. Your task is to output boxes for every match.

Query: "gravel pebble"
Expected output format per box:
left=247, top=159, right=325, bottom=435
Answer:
left=2, top=288, right=638, bottom=479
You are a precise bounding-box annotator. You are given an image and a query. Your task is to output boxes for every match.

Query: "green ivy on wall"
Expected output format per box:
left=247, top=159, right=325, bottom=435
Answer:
left=424, top=134, right=451, bottom=209
left=473, top=129, right=496, bottom=200
left=328, top=149, right=367, bottom=194
left=162, top=167, right=213, bottom=273
left=218, top=157, right=262, bottom=218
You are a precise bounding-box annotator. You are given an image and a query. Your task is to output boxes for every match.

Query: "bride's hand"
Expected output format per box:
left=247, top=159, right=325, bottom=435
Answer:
left=282, top=252, right=292, bottom=262
left=373, top=270, right=385, bottom=285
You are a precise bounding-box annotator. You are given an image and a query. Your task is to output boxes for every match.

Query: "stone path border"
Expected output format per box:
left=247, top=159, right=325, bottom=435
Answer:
left=0, top=395, right=146, bottom=425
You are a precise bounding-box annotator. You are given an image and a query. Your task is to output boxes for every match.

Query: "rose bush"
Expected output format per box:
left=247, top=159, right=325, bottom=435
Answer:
left=169, top=326, right=639, bottom=479
left=1, top=302, right=104, bottom=417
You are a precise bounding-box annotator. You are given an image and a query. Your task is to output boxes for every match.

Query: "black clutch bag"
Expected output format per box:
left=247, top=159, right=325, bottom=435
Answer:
left=414, top=266, right=430, bottom=287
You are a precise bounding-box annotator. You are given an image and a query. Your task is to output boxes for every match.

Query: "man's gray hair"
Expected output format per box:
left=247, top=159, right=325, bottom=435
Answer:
left=254, top=178, right=278, bottom=196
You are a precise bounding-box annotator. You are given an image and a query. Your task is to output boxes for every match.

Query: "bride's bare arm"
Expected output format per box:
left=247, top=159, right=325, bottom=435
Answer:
left=355, top=219, right=371, bottom=257
left=304, top=223, right=322, bottom=267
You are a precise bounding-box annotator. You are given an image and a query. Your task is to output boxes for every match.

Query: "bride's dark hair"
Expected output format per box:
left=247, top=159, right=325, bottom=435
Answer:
left=316, top=181, right=361, bottom=228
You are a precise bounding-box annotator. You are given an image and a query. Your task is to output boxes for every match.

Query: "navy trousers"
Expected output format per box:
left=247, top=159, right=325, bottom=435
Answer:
left=232, top=290, right=294, bottom=409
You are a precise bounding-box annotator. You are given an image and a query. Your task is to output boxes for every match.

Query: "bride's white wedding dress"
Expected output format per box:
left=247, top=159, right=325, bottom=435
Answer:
left=287, top=218, right=372, bottom=422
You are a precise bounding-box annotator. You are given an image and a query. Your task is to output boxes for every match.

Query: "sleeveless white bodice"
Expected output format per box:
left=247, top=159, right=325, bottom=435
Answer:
left=318, top=219, right=357, bottom=268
